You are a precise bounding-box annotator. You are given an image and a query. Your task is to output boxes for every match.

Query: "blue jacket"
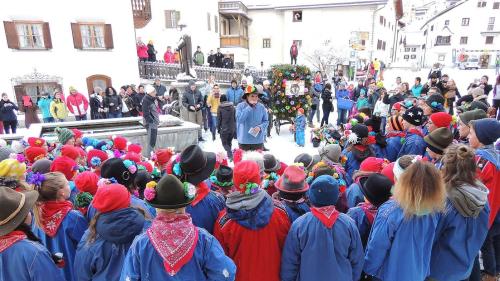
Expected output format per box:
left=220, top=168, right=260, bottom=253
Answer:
left=398, top=131, right=426, bottom=158
left=33, top=210, right=88, bottom=281
left=336, top=89, right=350, bottom=100
left=385, top=135, right=403, bottom=162
left=186, top=191, right=226, bottom=234
left=342, top=147, right=373, bottom=185
left=346, top=183, right=364, bottom=209
left=236, top=102, right=269, bottom=145
left=428, top=199, right=490, bottom=281
left=120, top=228, right=236, bottom=281
left=370, top=144, right=387, bottom=159
left=281, top=200, right=310, bottom=223
left=347, top=204, right=377, bottom=248
left=411, top=84, right=423, bottom=97
left=294, top=114, right=306, bottom=132
left=0, top=238, right=66, bottom=281
left=281, top=212, right=364, bottom=281
left=37, top=97, right=53, bottom=119
left=226, top=87, right=243, bottom=105
left=74, top=208, right=147, bottom=281
left=364, top=200, right=439, bottom=281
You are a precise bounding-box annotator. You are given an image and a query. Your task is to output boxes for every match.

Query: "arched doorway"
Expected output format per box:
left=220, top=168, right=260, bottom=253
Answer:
left=86, top=74, right=112, bottom=94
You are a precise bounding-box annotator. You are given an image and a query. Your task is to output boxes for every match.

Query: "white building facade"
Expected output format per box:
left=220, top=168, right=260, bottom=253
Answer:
left=0, top=0, right=139, bottom=105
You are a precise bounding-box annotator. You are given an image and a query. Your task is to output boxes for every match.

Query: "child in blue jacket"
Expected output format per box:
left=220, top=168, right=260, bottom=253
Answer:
left=398, top=106, right=427, bottom=157
left=74, top=183, right=147, bottom=281
left=342, top=124, right=375, bottom=184
left=364, top=161, right=446, bottom=281
left=32, top=172, right=88, bottom=281
left=281, top=175, right=364, bottom=281
left=428, top=144, right=490, bottom=281
left=385, top=115, right=405, bottom=162
left=294, top=108, right=306, bottom=147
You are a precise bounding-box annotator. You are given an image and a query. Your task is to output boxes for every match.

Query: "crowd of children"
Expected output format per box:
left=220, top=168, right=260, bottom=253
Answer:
left=0, top=72, right=499, bottom=281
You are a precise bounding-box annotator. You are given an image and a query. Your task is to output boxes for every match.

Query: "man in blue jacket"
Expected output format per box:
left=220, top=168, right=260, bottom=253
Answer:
left=226, top=80, right=243, bottom=106
left=236, top=85, right=268, bottom=151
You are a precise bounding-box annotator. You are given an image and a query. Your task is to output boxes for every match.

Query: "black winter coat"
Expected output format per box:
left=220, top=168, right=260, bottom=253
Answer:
left=0, top=100, right=18, bottom=121
left=383, top=92, right=404, bottom=112
left=105, top=94, right=122, bottom=113
left=321, top=89, right=333, bottom=110
left=217, top=102, right=236, bottom=135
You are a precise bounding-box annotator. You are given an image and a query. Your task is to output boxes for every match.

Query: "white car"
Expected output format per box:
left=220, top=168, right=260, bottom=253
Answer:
left=459, top=58, right=480, bottom=70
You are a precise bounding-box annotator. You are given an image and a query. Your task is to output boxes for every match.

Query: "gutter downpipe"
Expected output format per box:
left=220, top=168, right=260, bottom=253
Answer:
left=370, top=4, right=386, bottom=61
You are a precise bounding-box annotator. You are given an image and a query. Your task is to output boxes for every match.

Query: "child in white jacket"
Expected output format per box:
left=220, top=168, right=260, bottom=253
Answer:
left=373, top=90, right=390, bottom=134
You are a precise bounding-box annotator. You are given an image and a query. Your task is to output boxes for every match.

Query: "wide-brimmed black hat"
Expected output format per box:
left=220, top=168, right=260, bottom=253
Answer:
left=0, top=187, right=39, bottom=236
left=263, top=154, right=281, bottom=173
left=211, top=165, right=233, bottom=189
left=359, top=173, right=392, bottom=208
left=179, top=145, right=216, bottom=185
left=147, top=175, right=195, bottom=209
left=101, top=158, right=137, bottom=188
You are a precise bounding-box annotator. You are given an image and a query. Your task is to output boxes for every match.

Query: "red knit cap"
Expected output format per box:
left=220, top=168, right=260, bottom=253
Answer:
left=24, top=147, right=47, bottom=164
left=50, top=156, right=77, bottom=181
left=127, top=144, right=142, bottom=154
left=276, top=161, right=288, bottom=176
left=61, top=145, right=80, bottom=160
left=381, top=162, right=395, bottom=184
left=74, top=171, right=99, bottom=195
left=137, top=161, right=153, bottom=173
left=71, top=129, right=83, bottom=140
left=359, top=157, right=386, bottom=173
left=155, top=149, right=174, bottom=167
left=87, top=149, right=108, bottom=167
left=233, top=160, right=261, bottom=193
left=112, top=136, right=128, bottom=151
left=91, top=183, right=130, bottom=213
left=27, top=137, right=45, bottom=148
left=124, top=152, right=141, bottom=163
left=430, top=112, right=453, bottom=128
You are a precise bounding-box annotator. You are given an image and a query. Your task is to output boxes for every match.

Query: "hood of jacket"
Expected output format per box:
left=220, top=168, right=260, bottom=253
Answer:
left=476, top=145, right=499, bottom=169
left=95, top=207, right=146, bottom=244
left=226, top=190, right=274, bottom=230
left=447, top=181, right=489, bottom=218
left=219, top=101, right=233, bottom=108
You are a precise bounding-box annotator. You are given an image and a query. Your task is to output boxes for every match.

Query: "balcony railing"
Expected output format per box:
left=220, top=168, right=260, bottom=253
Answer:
left=220, top=35, right=249, bottom=48
left=219, top=1, right=248, bottom=15
left=138, top=61, right=244, bottom=84
left=131, top=0, right=152, bottom=28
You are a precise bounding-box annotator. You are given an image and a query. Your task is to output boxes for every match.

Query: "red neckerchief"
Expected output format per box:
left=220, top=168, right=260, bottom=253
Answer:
left=147, top=213, right=198, bottom=276
left=386, top=131, right=406, bottom=139
left=37, top=201, right=73, bottom=237
left=407, top=128, right=424, bottom=138
left=190, top=181, right=210, bottom=207
left=359, top=202, right=378, bottom=225
left=353, top=144, right=368, bottom=152
left=311, top=206, right=340, bottom=228
left=0, top=231, right=26, bottom=253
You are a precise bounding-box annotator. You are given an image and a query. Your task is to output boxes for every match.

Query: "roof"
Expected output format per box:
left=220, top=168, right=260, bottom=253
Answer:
left=243, top=0, right=388, bottom=10
left=420, top=0, right=468, bottom=30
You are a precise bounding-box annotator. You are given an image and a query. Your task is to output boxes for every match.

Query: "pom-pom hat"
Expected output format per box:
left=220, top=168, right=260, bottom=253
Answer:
left=91, top=183, right=130, bottom=213
left=233, top=160, right=261, bottom=194
left=146, top=175, right=195, bottom=209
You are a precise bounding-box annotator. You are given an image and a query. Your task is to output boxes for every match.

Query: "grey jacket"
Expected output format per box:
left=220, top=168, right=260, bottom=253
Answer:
left=182, top=89, right=203, bottom=111
left=142, top=94, right=159, bottom=128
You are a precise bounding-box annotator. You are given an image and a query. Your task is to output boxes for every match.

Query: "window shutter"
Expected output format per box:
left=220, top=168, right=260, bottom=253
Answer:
left=104, top=24, right=113, bottom=49
left=71, top=23, right=83, bottom=49
left=43, top=22, right=52, bottom=49
left=165, top=10, right=172, bottom=28
left=14, top=85, right=25, bottom=112
left=3, top=21, right=20, bottom=49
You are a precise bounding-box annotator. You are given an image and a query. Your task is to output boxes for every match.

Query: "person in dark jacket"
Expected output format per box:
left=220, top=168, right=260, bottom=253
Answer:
left=0, top=93, right=18, bottom=134
left=89, top=87, right=102, bottom=120
left=146, top=40, right=157, bottom=62
left=104, top=87, right=122, bottom=118
left=153, top=78, right=166, bottom=97
left=261, top=80, right=273, bottom=137
left=222, top=54, right=234, bottom=69
left=215, top=48, right=224, bottom=68
left=218, top=95, right=236, bottom=161
left=181, top=81, right=204, bottom=141
left=207, top=50, right=216, bottom=67
left=353, top=80, right=366, bottom=102
left=22, top=95, right=40, bottom=128
left=142, top=85, right=160, bottom=156
left=383, top=86, right=405, bottom=113
left=124, top=86, right=139, bottom=117
left=320, top=83, right=334, bottom=126
left=134, top=85, right=146, bottom=114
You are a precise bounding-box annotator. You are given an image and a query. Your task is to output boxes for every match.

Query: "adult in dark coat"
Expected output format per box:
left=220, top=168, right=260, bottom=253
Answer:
left=0, top=93, right=19, bottom=134
left=215, top=48, right=224, bottom=68
left=104, top=87, right=123, bottom=118
left=320, top=83, right=334, bottom=126
left=207, top=50, right=216, bottom=67
left=181, top=81, right=204, bottom=141
left=217, top=95, right=236, bottom=160
left=147, top=40, right=157, bottom=62
left=142, top=85, right=160, bottom=156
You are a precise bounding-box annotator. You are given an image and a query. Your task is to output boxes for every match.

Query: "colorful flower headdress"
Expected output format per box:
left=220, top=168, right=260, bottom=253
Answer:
left=143, top=180, right=196, bottom=201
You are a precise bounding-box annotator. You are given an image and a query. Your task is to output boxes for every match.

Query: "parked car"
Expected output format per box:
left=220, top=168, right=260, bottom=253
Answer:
left=459, top=57, right=480, bottom=70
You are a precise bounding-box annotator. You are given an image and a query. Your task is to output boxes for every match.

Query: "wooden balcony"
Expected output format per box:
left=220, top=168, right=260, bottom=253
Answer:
left=131, top=0, right=151, bottom=29
left=220, top=35, right=249, bottom=48
left=219, top=1, right=248, bottom=16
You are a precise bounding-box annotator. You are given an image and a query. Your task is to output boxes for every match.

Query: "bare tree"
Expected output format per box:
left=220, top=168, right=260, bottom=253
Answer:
left=303, top=42, right=349, bottom=74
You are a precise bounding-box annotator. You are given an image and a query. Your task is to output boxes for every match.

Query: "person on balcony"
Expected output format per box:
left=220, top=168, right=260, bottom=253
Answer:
left=66, top=86, right=89, bottom=121
left=163, top=46, right=175, bottom=64
left=193, top=46, right=205, bottom=66
left=147, top=40, right=157, bottom=62
left=136, top=38, right=148, bottom=62
left=215, top=48, right=224, bottom=68
left=208, top=50, right=216, bottom=67
left=182, top=81, right=205, bottom=142
left=223, top=53, right=234, bottom=69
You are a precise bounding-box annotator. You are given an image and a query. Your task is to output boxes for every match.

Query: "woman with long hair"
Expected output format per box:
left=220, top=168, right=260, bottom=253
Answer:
left=493, top=74, right=500, bottom=120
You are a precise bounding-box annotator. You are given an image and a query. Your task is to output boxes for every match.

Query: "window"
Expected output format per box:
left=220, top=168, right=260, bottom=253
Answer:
left=460, top=36, right=468, bottom=44
left=292, top=11, right=302, bottom=22
left=494, top=2, right=500, bottom=9
left=377, top=39, right=382, bottom=50
left=485, top=36, right=494, bottom=44
left=214, top=16, right=219, bottom=33
left=488, top=17, right=495, bottom=30
left=477, top=1, right=486, bottom=7
left=410, top=54, right=416, bottom=59
left=411, top=47, right=417, bottom=52
left=424, top=29, right=428, bottom=36
left=438, top=54, right=445, bottom=61
left=431, top=25, right=434, bottom=31
left=3, top=21, right=52, bottom=50
left=293, top=40, right=302, bottom=48
left=405, top=47, right=410, bottom=52
left=262, top=38, right=271, bottom=48
left=435, top=35, right=451, bottom=45
left=462, top=18, right=470, bottom=26
left=444, top=20, right=450, bottom=26
left=165, top=10, right=180, bottom=28
left=404, top=55, right=409, bottom=59
left=70, top=23, right=113, bottom=50
left=361, top=39, right=366, bottom=46
left=382, top=41, right=386, bottom=50
left=207, top=13, right=211, bottom=31
left=380, top=16, right=384, bottom=24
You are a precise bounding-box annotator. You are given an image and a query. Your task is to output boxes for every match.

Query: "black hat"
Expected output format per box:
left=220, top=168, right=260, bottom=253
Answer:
left=210, top=165, right=233, bottom=189
left=425, top=94, right=445, bottom=111
left=178, top=145, right=216, bottom=185
left=294, top=153, right=313, bottom=169
left=467, top=101, right=489, bottom=112
left=134, top=170, right=152, bottom=193
left=402, top=106, right=424, bottom=126
left=263, top=154, right=281, bottom=173
left=424, top=127, right=454, bottom=154
left=348, top=124, right=369, bottom=144
left=101, top=158, right=137, bottom=188
left=0, top=187, right=39, bottom=236
left=365, top=116, right=382, bottom=133
left=146, top=175, right=195, bottom=209
left=359, top=173, right=392, bottom=207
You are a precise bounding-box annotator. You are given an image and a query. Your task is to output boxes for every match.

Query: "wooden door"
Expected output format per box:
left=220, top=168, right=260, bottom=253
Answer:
left=86, top=75, right=112, bottom=94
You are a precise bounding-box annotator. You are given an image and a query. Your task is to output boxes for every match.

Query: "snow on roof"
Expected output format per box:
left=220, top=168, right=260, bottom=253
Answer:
left=242, top=0, right=388, bottom=10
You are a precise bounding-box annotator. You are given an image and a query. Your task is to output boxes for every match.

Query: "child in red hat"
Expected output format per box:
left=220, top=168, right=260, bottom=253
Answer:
left=112, top=135, right=128, bottom=152
left=127, top=143, right=142, bottom=155
left=273, top=165, right=310, bottom=222
left=346, top=157, right=388, bottom=209
left=61, top=145, right=80, bottom=161
left=71, top=129, right=84, bottom=147
left=427, top=112, right=453, bottom=133
left=73, top=171, right=99, bottom=215
left=50, top=156, right=77, bottom=181
left=214, top=160, right=290, bottom=281
left=24, top=146, right=47, bottom=164
left=27, top=137, right=47, bottom=149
